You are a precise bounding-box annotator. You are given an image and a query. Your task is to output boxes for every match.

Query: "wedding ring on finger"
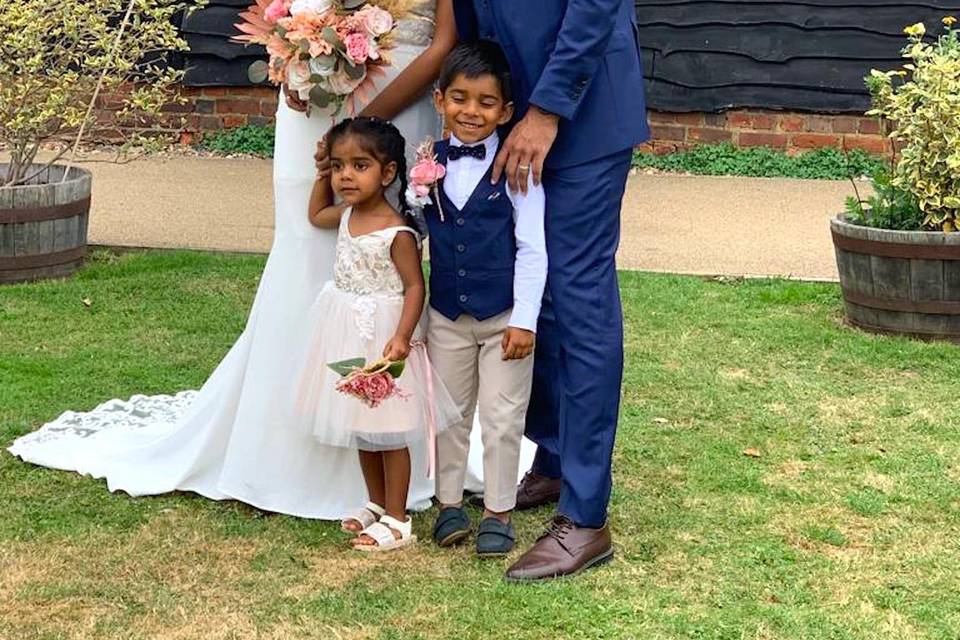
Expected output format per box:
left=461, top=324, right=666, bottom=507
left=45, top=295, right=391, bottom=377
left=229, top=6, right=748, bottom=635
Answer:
left=518, top=164, right=531, bottom=172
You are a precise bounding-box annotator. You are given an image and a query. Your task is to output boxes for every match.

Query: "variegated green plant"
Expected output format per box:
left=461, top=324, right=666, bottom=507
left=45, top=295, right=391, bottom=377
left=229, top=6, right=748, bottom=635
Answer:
left=865, top=17, right=960, bottom=231
left=0, top=0, right=205, bottom=188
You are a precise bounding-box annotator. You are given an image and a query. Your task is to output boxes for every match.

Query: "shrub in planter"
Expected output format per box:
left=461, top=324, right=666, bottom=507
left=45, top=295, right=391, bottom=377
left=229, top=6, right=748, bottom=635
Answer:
left=0, top=0, right=203, bottom=282
left=848, top=18, right=960, bottom=232
left=835, top=17, right=960, bottom=340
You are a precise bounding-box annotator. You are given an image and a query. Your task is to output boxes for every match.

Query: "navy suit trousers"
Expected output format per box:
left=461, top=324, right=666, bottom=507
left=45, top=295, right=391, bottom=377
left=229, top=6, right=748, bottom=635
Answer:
left=525, top=148, right=633, bottom=528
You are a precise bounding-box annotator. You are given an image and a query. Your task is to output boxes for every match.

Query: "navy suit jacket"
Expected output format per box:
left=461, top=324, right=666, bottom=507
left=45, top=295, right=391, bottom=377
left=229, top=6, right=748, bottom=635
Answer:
left=453, top=0, right=650, bottom=169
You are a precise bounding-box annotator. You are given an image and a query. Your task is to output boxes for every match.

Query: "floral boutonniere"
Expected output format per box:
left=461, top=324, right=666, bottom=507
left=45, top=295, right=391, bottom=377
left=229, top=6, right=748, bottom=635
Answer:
left=406, top=137, right=446, bottom=221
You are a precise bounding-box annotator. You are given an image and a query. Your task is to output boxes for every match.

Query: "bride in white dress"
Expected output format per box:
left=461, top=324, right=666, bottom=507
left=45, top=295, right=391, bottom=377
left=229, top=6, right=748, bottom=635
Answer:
left=7, top=0, right=529, bottom=518
left=8, top=1, right=425, bottom=518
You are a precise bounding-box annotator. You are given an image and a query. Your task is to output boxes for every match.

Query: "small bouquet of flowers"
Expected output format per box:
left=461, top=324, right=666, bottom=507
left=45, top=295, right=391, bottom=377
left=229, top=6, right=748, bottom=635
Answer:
left=328, top=357, right=409, bottom=408
left=406, top=137, right=446, bottom=220
left=234, top=0, right=414, bottom=115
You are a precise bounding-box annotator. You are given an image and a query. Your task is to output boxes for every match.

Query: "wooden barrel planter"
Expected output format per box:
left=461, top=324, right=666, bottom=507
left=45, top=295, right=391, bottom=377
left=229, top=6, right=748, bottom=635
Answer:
left=0, top=165, right=91, bottom=284
left=831, top=215, right=960, bottom=341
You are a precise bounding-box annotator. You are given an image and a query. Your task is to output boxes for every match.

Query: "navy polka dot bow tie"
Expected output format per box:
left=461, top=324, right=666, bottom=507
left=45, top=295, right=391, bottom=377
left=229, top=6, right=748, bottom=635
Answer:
left=447, top=144, right=486, bottom=161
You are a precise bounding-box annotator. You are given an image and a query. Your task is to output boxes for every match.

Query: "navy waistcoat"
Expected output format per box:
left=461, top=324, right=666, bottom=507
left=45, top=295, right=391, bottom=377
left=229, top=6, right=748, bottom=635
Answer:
left=425, top=140, right=515, bottom=322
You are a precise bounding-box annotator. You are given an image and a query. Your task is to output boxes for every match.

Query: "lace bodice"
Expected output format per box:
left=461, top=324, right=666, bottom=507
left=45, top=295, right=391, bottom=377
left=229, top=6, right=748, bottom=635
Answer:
left=333, top=208, right=418, bottom=297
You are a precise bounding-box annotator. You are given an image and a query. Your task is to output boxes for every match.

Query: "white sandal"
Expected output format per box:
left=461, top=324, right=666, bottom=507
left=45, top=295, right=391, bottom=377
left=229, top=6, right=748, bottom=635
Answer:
left=353, top=514, right=417, bottom=552
left=341, top=502, right=386, bottom=534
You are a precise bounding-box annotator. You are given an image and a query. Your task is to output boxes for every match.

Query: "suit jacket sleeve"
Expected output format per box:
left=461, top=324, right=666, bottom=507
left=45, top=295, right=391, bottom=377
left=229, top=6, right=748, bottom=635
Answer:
left=529, top=0, right=622, bottom=121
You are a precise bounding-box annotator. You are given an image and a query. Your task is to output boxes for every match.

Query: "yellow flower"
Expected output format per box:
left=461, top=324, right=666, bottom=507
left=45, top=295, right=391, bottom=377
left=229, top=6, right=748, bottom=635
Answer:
left=904, top=22, right=927, bottom=37
left=944, top=16, right=957, bottom=27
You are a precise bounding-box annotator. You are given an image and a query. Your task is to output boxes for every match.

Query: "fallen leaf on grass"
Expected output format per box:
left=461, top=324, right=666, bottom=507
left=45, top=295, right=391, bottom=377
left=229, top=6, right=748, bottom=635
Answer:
left=81, top=298, right=92, bottom=307
left=652, top=417, right=670, bottom=425
left=743, top=448, right=762, bottom=458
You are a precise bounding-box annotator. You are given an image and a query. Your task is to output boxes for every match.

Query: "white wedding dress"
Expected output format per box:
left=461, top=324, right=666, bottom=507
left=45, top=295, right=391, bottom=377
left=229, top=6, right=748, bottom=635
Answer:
left=7, top=2, right=530, bottom=518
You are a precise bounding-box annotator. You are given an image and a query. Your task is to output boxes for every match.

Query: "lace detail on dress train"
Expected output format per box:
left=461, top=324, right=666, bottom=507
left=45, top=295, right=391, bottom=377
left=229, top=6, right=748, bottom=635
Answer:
left=10, top=392, right=196, bottom=449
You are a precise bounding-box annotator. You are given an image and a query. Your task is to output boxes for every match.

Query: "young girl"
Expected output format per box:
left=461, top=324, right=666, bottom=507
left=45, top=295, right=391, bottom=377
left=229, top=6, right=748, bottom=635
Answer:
left=296, top=117, right=460, bottom=552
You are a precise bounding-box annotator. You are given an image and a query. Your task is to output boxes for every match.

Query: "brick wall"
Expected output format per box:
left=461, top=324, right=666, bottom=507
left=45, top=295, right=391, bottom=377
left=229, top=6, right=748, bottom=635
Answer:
left=157, top=87, right=892, bottom=155
left=642, top=109, right=890, bottom=155
left=167, top=86, right=280, bottom=144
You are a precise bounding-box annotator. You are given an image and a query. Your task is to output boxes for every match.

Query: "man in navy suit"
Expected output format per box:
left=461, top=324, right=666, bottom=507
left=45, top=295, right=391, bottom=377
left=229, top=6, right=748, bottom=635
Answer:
left=452, top=0, right=650, bottom=580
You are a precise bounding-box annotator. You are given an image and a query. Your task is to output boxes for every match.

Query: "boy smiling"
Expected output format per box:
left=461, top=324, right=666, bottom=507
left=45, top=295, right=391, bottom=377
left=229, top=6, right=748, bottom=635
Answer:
left=425, top=41, right=547, bottom=557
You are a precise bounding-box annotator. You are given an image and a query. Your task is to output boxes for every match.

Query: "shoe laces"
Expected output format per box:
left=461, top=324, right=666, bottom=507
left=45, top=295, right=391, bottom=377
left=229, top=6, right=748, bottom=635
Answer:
left=543, top=515, right=575, bottom=542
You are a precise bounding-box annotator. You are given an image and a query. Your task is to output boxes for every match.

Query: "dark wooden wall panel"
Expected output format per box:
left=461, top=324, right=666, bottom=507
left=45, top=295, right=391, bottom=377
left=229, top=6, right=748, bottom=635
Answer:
left=637, top=0, right=960, bottom=112
left=178, top=0, right=960, bottom=112
left=179, top=0, right=264, bottom=85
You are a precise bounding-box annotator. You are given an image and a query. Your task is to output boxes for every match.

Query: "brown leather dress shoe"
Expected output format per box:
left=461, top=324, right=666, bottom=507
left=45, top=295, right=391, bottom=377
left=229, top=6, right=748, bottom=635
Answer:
left=505, top=515, right=613, bottom=582
left=515, top=471, right=562, bottom=511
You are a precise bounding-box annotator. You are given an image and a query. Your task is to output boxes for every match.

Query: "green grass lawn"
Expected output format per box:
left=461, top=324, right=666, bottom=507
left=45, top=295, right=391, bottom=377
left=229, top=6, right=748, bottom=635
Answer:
left=2, top=250, right=959, bottom=640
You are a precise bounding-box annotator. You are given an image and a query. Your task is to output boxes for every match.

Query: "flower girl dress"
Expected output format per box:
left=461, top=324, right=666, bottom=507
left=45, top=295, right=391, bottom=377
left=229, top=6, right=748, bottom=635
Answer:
left=295, top=208, right=460, bottom=452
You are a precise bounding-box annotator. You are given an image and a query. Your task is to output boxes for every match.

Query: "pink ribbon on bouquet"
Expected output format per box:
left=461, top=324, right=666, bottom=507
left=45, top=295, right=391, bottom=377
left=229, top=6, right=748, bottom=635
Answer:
left=410, top=340, right=437, bottom=479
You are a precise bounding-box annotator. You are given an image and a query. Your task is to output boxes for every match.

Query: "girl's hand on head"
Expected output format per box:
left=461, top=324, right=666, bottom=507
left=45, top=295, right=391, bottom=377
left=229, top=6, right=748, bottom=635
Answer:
left=284, top=83, right=310, bottom=115
left=382, top=335, right=411, bottom=362
left=314, top=140, right=331, bottom=181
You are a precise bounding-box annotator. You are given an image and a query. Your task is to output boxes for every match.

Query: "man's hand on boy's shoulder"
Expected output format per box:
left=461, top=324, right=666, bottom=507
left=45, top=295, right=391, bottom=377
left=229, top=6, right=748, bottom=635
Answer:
left=502, top=327, right=536, bottom=361
left=493, top=106, right=559, bottom=195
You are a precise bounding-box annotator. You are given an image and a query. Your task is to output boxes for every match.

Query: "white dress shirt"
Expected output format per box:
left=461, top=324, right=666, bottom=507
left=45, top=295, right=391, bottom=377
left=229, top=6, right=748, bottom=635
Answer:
left=444, top=132, right=548, bottom=333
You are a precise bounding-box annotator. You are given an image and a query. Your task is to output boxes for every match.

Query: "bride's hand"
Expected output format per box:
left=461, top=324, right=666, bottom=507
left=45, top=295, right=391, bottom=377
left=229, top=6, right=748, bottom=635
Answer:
left=382, top=335, right=411, bottom=362
left=314, top=140, right=330, bottom=181
left=283, top=83, right=309, bottom=115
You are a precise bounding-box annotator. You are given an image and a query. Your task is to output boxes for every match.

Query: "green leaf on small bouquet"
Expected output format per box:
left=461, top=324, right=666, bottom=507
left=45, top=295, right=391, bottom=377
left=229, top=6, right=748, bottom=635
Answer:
left=342, top=0, right=367, bottom=9
left=386, top=360, right=405, bottom=379
left=327, top=358, right=366, bottom=377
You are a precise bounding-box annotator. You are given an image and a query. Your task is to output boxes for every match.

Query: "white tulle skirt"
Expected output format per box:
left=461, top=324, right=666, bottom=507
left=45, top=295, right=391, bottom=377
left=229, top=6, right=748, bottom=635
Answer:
left=294, top=283, right=460, bottom=450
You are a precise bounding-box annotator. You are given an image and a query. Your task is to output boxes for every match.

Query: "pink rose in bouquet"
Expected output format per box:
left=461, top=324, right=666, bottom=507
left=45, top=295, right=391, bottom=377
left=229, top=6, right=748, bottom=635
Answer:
left=344, top=32, right=372, bottom=65
left=359, top=5, right=394, bottom=36
left=326, top=69, right=366, bottom=96
left=363, top=373, right=392, bottom=402
left=329, top=357, right=409, bottom=409
left=287, top=59, right=322, bottom=101
left=264, top=0, right=290, bottom=24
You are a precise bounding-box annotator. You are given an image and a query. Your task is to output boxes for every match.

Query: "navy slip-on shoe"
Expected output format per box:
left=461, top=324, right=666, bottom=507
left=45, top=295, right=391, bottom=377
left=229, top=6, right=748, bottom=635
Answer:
left=433, top=506, right=471, bottom=548
left=476, top=517, right=516, bottom=558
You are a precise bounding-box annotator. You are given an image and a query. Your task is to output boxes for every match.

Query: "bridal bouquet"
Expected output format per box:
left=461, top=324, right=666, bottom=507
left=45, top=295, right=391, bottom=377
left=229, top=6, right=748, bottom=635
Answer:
left=328, top=357, right=408, bottom=408
left=234, top=0, right=414, bottom=115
